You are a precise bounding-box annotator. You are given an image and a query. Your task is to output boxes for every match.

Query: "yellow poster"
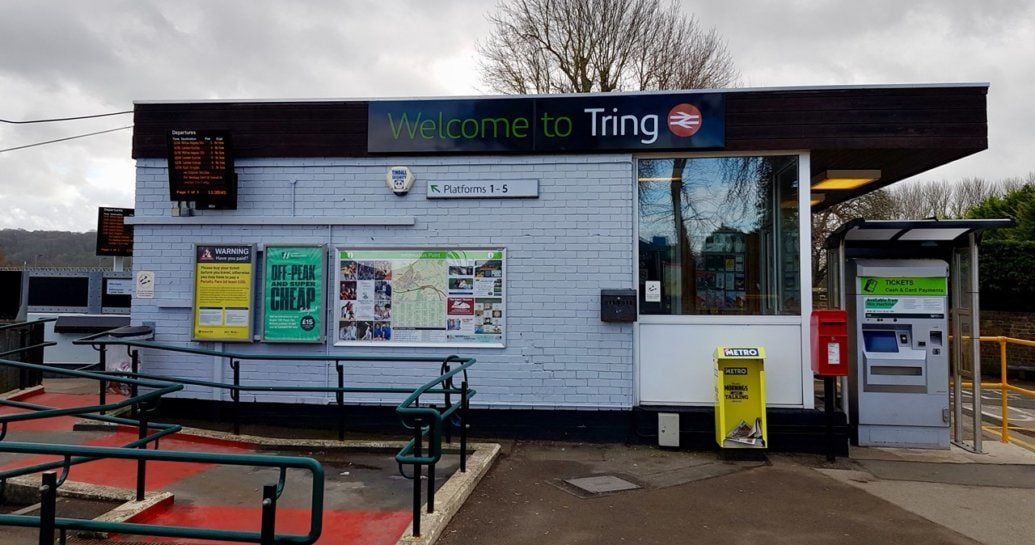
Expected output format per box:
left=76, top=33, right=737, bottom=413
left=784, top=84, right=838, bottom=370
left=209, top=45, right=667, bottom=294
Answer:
left=192, top=244, right=254, bottom=341
left=714, top=346, right=768, bottom=449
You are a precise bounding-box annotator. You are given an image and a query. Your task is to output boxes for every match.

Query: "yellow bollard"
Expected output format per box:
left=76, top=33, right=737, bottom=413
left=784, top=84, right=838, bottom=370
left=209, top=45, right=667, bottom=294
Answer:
left=1000, top=338, right=1009, bottom=443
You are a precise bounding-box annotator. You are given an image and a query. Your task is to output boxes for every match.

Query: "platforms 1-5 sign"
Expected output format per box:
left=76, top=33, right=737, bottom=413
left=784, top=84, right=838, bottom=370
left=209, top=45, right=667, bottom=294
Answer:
left=262, top=246, right=325, bottom=343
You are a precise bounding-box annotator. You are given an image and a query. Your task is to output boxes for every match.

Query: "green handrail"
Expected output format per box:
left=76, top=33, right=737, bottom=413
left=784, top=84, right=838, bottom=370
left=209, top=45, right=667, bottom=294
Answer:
left=0, top=341, right=56, bottom=359
left=395, top=357, right=476, bottom=466
left=0, top=442, right=324, bottom=545
left=0, top=354, right=324, bottom=544
left=0, top=317, right=56, bottom=331
left=0, top=358, right=181, bottom=424
left=74, top=332, right=472, bottom=363
left=2, top=327, right=478, bottom=541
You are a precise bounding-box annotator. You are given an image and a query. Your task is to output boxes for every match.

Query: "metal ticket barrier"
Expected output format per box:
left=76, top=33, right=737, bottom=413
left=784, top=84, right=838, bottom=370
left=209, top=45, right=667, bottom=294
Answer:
left=847, top=259, right=949, bottom=448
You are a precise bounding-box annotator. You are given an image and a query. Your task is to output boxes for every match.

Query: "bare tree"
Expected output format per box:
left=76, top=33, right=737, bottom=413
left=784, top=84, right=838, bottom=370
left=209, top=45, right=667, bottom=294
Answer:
left=885, top=177, right=1015, bottom=219
left=811, top=172, right=1035, bottom=292
left=479, top=0, right=738, bottom=94
left=811, top=190, right=897, bottom=288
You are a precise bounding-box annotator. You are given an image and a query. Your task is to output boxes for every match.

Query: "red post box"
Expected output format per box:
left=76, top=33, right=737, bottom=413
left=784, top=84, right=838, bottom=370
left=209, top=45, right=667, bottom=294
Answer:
left=811, top=309, right=848, bottom=377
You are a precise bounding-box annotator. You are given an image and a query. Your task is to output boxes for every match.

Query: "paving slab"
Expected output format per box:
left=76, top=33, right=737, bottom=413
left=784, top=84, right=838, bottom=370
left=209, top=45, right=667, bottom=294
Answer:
left=564, top=475, right=640, bottom=494
left=856, top=459, right=1035, bottom=488
left=852, top=441, right=1035, bottom=465
left=819, top=468, right=1035, bottom=545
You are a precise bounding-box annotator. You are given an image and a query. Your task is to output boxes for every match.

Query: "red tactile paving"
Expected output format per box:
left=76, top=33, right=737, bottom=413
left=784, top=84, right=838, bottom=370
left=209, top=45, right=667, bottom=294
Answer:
left=120, top=504, right=411, bottom=545
left=0, top=391, right=119, bottom=432
left=0, top=390, right=253, bottom=491
left=0, top=429, right=253, bottom=491
left=3, top=388, right=412, bottom=545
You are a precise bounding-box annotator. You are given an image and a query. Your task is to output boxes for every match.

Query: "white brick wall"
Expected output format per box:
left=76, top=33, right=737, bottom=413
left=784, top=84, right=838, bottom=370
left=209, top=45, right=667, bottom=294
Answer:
left=132, top=155, right=635, bottom=409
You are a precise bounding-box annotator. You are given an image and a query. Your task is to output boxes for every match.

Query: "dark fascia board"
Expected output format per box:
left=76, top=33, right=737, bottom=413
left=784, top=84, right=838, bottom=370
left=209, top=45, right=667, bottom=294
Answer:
left=132, top=82, right=990, bottom=105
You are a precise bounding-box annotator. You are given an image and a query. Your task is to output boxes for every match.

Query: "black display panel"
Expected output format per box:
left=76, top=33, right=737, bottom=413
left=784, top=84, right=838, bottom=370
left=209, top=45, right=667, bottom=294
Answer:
left=27, top=276, right=89, bottom=307
left=0, top=270, right=22, bottom=319
left=101, top=277, right=132, bottom=308
left=167, top=130, right=236, bottom=209
left=95, top=207, right=134, bottom=256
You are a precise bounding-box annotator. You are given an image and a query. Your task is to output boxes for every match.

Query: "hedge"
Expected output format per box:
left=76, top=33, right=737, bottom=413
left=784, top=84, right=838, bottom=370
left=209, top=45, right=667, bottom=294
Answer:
left=980, top=239, right=1035, bottom=312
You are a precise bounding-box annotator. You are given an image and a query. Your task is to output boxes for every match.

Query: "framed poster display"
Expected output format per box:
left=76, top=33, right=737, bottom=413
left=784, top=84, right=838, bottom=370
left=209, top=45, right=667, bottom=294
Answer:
left=192, top=244, right=255, bottom=342
left=334, top=248, right=505, bottom=347
left=262, top=245, right=326, bottom=343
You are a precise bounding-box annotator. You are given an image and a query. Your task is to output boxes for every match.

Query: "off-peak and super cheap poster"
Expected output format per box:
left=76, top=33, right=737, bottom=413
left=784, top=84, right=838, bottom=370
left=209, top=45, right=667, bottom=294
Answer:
left=262, top=246, right=325, bottom=342
left=192, top=244, right=255, bottom=342
left=335, top=249, right=505, bottom=347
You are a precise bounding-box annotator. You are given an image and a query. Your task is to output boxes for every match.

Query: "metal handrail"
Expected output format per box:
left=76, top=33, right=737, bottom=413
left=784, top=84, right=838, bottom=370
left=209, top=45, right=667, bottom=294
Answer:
left=0, top=318, right=57, bottom=331
left=0, top=443, right=324, bottom=545
left=73, top=331, right=467, bottom=363
left=0, top=318, right=52, bottom=390
left=961, top=335, right=1035, bottom=445
left=79, top=336, right=477, bottom=537
left=2, top=328, right=478, bottom=540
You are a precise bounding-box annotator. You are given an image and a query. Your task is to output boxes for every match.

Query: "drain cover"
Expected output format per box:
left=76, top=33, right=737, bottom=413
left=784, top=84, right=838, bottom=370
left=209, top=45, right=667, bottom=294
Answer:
left=564, top=475, right=640, bottom=494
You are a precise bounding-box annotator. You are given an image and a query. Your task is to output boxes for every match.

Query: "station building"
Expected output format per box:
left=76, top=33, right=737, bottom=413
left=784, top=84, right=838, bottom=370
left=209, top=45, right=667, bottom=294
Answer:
left=127, top=83, right=989, bottom=444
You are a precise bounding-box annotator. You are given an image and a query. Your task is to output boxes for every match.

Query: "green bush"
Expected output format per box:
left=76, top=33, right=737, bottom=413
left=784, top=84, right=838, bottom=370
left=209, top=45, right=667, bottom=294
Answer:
left=980, top=239, right=1035, bottom=311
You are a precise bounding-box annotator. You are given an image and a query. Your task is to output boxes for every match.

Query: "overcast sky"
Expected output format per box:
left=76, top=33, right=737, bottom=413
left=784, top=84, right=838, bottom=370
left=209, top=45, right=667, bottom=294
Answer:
left=1, top=0, right=1032, bottom=231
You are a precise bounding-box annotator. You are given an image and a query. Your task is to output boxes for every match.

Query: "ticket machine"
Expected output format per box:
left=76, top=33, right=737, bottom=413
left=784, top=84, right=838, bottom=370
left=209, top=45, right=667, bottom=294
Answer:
left=846, top=259, right=950, bottom=448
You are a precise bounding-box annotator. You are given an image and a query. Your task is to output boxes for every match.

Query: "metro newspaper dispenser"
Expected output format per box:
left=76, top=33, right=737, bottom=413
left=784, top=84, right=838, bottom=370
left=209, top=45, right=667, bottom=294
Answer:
left=714, top=346, right=768, bottom=449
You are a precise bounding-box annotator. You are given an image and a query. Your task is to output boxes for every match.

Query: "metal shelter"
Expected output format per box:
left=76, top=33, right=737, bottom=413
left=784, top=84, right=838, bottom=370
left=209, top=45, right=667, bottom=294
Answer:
left=825, top=218, right=1014, bottom=452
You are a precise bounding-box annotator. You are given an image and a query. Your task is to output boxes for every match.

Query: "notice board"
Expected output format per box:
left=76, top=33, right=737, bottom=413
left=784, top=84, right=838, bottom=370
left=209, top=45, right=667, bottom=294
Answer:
left=192, top=244, right=255, bottom=342
left=168, top=130, right=236, bottom=209
left=335, top=248, right=505, bottom=347
left=262, top=246, right=325, bottom=343
left=95, top=207, right=134, bottom=256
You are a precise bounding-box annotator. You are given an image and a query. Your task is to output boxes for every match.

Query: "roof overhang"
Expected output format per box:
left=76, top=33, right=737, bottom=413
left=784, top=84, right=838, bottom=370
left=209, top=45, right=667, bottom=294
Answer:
left=131, top=83, right=989, bottom=210
left=824, top=219, right=1015, bottom=249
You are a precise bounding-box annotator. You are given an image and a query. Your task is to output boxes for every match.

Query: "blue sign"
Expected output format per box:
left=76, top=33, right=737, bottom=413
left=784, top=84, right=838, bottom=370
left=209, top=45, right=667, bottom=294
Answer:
left=367, top=94, right=724, bottom=154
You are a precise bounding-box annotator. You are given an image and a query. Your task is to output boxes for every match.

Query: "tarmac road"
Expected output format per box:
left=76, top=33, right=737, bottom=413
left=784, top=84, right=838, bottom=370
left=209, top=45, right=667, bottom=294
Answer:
left=437, top=441, right=982, bottom=545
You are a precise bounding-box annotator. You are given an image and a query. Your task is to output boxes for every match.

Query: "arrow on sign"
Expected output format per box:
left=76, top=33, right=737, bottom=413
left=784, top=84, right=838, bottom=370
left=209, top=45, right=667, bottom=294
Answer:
left=430, top=184, right=440, bottom=192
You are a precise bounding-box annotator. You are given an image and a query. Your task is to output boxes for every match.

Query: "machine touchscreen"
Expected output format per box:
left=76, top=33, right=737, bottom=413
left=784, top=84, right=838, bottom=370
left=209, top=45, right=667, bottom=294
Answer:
left=863, top=330, right=899, bottom=353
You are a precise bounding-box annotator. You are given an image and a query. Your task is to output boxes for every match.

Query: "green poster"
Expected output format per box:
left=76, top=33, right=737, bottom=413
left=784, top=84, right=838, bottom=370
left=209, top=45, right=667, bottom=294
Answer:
left=858, top=276, right=947, bottom=296
left=263, top=246, right=325, bottom=342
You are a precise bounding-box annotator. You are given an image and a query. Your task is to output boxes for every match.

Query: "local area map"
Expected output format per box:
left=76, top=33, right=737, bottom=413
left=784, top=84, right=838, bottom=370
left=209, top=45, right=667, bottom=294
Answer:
left=393, top=258, right=448, bottom=328
left=335, top=249, right=505, bottom=346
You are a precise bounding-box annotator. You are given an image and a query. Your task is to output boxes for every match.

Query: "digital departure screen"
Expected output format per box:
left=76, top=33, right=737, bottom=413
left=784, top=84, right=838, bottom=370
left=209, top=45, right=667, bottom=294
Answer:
left=167, top=130, right=236, bottom=209
left=95, top=207, right=134, bottom=256
left=863, top=330, right=899, bottom=353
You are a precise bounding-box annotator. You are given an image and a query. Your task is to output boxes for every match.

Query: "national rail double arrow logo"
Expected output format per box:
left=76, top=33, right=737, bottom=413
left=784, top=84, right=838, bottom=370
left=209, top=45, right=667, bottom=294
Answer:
left=667, top=103, right=703, bottom=137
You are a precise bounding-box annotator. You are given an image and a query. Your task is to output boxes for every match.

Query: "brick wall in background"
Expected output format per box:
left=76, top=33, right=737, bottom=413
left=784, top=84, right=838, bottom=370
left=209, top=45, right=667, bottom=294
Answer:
left=979, top=310, right=1035, bottom=374
left=132, top=155, right=635, bottom=409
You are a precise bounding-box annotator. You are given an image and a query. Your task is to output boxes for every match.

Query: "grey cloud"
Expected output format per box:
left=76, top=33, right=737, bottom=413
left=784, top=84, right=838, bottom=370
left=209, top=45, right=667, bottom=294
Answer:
left=1, top=0, right=1033, bottom=230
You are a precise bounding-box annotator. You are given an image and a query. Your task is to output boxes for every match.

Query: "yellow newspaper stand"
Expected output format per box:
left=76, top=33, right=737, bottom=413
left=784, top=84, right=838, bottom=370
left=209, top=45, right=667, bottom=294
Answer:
left=714, top=347, right=768, bottom=449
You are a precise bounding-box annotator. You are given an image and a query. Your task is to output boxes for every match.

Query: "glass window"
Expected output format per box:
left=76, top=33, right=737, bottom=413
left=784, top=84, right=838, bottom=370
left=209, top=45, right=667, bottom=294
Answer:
left=638, top=155, right=800, bottom=315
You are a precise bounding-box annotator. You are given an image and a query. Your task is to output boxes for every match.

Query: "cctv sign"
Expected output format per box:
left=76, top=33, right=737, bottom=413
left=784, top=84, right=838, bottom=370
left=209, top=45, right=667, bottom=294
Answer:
left=367, top=94, right=724, bottom=153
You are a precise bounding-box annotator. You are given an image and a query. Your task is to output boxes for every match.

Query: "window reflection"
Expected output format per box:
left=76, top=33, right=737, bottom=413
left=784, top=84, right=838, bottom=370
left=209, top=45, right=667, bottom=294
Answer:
left=638, top=156, right=800, bottom=315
